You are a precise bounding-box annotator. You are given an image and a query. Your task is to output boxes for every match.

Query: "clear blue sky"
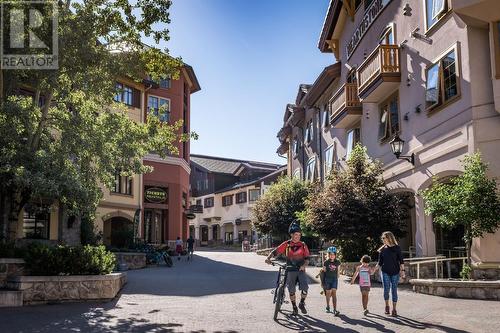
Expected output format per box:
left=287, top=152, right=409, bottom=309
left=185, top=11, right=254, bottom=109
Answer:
left=164, top=0, right=333, bottom=164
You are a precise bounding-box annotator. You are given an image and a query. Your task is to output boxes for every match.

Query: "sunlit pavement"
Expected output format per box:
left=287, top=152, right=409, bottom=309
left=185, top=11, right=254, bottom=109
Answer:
left=1, top=250, right=499, bottom=333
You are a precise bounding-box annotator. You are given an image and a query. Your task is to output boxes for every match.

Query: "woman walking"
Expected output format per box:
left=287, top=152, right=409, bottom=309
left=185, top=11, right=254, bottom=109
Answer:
left=376, top=231, right=405, bottom=317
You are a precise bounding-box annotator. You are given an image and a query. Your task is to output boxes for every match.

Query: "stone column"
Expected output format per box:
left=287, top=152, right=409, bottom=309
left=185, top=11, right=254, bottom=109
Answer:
left=207, top=225, right=213, bottom=241
left=194, top=226, right=200, bottom=241
left=220, top=224, right=226, bottom=243
left=233, top=222, right=239, bottom=244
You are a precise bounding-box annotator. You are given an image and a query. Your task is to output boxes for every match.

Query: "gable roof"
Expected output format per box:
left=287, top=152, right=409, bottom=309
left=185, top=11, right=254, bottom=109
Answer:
left=190, top=155, right=281, bottom=175
left=214, top=165, right=287, bottom=194
left=318, top=0, right=343, bottom=53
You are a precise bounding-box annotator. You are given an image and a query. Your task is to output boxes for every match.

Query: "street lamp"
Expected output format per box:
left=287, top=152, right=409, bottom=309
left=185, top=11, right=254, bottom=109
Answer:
left=390, top=134, right=415, bottom=165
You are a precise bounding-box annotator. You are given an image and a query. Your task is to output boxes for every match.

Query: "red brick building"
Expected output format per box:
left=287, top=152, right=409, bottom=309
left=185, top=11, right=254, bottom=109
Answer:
left=142, top=65, right=200, bottom=245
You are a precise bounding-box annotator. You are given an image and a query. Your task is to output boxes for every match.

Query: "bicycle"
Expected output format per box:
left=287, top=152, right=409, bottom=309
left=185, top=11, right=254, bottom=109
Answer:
left=271, top=260, right=289, bottom=320
left=142, top=244, right=173, bottom=267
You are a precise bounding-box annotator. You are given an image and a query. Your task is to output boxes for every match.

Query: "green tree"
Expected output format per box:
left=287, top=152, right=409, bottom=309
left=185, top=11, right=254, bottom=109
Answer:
left=305, top=144, right=407, bottom=261
left=253, top=177, right=312, bottom=241
left=422, top=153, right=500, bottom=277
left=0, top=0, right=194, bottom=241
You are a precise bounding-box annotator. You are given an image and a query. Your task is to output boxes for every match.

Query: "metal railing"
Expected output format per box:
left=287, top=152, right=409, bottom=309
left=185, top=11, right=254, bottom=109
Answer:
left=358, top=44, right=400, bottom=92
left=409, top=256, right=467, bottom=279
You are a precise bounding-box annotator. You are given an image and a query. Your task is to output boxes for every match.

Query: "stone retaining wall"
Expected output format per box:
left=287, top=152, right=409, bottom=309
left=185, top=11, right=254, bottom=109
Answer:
left=113, top=252, right=146, bottom=270
left=410, top=279, right=500, bottom=300
left=472, top=267, right=500, bottom=280
left=0, top=258, right=25, bottom=288
left=7, top=273, right=127, bottom=305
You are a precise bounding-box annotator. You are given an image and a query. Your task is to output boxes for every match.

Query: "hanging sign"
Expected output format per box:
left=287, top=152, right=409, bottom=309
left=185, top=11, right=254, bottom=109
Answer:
left=145, top=187, right=167, bottom=203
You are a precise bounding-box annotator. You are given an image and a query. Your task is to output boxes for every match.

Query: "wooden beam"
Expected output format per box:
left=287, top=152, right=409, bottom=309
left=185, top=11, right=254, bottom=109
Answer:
left=326, top=39, right=340, bottom=59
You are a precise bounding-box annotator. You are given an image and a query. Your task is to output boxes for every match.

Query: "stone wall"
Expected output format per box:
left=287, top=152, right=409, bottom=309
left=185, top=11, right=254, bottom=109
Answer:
left=0, top=259, right=25, bottom=288
left=410, top=279, right=500, bottom=300
left=113, top=252, right=146, bottom=270
left=7, top=273, right=127, bottom=305
left=472, top=267, right=500, bottom=280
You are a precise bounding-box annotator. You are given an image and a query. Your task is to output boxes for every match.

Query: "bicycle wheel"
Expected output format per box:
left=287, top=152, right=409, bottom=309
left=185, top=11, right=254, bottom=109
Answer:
left=273, top=284, right=285, bottom=320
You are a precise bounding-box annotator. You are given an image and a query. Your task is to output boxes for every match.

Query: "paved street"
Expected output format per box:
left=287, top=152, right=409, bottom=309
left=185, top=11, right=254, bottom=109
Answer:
left=1, top=250, right=499, bottom=333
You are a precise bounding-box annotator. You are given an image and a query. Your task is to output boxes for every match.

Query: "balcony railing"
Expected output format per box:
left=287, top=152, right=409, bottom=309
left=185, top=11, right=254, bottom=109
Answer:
left=329, top=83, right=362, bottom=127
left=358, top=44, right=400, bottom=94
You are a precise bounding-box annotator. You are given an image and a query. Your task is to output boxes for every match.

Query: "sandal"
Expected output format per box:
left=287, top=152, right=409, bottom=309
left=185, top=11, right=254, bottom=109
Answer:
left=385, top=305, right=390, bottom=314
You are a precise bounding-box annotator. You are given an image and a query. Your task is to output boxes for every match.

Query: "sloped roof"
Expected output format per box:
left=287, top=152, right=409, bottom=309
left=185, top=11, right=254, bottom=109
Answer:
left=214, top=165, right=287, bottom=193
left=190, top=154, right=281, bottom=175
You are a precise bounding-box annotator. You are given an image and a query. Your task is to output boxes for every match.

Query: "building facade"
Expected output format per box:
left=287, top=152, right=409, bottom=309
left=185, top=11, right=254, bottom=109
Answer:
left=278, top=0, right=500, bottom=267
left=189, top=155, right=284, bottom=246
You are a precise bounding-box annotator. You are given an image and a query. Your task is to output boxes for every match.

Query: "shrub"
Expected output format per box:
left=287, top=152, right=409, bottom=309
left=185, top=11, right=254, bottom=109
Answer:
left=0, top=241, right=26, bottom=258
left=23, top=243, right=116, bottom=275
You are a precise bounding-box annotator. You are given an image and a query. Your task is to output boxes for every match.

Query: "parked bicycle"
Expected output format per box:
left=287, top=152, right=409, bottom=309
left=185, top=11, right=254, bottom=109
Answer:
left=141, top=244, right=173, bottom=267
left=271, top=260, right=289, bottom=320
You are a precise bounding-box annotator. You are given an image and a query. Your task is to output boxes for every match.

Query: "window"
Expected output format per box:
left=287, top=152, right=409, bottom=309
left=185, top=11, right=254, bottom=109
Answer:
left=347, top=68, right=357, bottom=84
left=114, top=83, right=133, bottom=106
left=425, top=49, right=459, bottom=111
left=346, top=128, right=361, bottom=158
left=364, top=0, right=375, bottom=10
left=324, top=145, right=335, bottom=177
left=379, top=25, right=395, bottom=45
left=112, top=171, right=133, bottom=195
left=425, top=0, right=447, bottom=31
left=293, top=168, right=301, bottom=180
left=148, top=96, right=170, bottom=122
left=304, top=119, right=314, bottom=144
left=196, top=199, right=202, bottom=206
left=236, top=192, right=247, bottom=204
left=292, top=137, right=300, bottom=156
left=222, top=195, right=233, bottom=207
left=249, top=189, right=261, bottom=202
left=493, top=22, right=500, bottom=78
left=378, top=93, right=400, bottom=141
left=204, top=197, right=214, bottom=208
left=23, top=204, right=50, bottom=239
left=323, top=106, right=330, bottom=128
left=159, top=77, right=171, bottom=89
left=305, top=157, right=317, bottom=182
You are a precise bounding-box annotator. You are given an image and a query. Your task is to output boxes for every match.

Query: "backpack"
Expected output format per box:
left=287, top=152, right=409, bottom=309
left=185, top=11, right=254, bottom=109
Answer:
left=285, top=240, right=306, bottom=257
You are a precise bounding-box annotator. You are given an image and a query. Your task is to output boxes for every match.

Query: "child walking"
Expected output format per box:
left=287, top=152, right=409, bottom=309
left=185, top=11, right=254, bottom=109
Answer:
left=350, top=255, right=375, bottom=315
left=322, top=246, right=341, bottom=315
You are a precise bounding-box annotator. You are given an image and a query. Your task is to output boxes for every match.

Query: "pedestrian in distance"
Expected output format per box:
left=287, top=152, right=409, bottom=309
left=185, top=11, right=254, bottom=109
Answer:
left=186, top=235, right=195, bottom=261
left=321, top=246, right=341, bottom=315
left=265, top=221, right=310, bottom=316
left=175, top=236, right=183, bottom=261
left=350, top=255, right=376, bottom=315
left=375, top=231, right=405, bottom=317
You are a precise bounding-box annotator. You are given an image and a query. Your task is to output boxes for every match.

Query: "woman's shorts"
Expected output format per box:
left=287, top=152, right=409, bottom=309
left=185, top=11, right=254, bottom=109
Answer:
left=323, top=277, right=338, bottom=290
left=360, top=286, right=371, bottom=292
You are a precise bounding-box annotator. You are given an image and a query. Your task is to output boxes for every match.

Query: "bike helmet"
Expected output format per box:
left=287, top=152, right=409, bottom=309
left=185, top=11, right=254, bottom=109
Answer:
left=288, top=221, right=302, bottom=234
left=327, top=246, right=337, bottom=254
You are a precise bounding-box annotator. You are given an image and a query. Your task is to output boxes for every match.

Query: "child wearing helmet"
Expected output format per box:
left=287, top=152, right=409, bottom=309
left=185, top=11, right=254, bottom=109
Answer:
left=265, top=221, right=310, bottom=315
left=322, top=246, right=341, bottom=315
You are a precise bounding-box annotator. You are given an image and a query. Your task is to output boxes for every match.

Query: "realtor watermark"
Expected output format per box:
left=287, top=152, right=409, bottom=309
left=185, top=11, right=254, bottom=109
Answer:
left=1, top=0, right=58, bottom=69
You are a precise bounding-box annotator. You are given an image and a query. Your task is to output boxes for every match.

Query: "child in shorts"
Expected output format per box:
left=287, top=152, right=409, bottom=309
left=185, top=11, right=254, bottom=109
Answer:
left=322, top=246, right=341, bottom=315
left=351, top=255, right=375, bottom=315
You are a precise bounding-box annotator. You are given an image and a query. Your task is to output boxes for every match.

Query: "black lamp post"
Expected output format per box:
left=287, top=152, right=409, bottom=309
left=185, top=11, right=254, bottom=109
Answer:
left=390, top=134, right=415, bottom=165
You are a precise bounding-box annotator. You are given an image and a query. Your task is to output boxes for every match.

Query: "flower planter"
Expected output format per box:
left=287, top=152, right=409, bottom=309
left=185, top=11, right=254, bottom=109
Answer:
left=7, top=272, right=127, bottom=305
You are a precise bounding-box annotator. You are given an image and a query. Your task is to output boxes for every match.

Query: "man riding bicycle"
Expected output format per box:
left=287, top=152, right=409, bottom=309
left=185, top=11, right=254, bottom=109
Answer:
left=266, top=221, right=310, bottom=315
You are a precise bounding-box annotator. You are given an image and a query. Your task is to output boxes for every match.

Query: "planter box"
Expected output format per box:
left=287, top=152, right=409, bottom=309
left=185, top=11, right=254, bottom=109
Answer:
left=7, top=273, right=127, bottom=305
left=113, top=252, right=146, bottom=270
left=410, top=279, right=500, bottom=300
left=0, top=258, right=25, bottom=288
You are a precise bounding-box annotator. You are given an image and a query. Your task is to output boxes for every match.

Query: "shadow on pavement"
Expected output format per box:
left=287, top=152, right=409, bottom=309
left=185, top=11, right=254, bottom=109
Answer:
left=0, top=298, right=185, bottom=333
left=366, top=312, right=471, bottom=333
left=123, top=253, right=317, bottom=297
left=275, top=310, right=360, bottom=333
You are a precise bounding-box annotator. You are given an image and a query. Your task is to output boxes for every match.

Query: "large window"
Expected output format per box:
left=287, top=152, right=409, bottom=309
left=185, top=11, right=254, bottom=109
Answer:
left=114, top=83, right=134, bottom=106
left=204, top=197, right=214, bottom=208
left=304, top=119, right=313, bottom=144
left=378, top=93, right=400, bottom=141
left=112, top=171, right=133, bottom=195
left=426, top=48, right=459, bottom=111
left=323, top=106, right=330, bottom=128
left=249, top=189, right=261, bottom=202
left=425, top=0, right=447, bottom=31
left=292, top=137, right=300, bottom=157
left=324, top=145, right=336, bottom=177
left=305, top=157, right=317, bottom=182
left=148, top=96, right=170, bottom=122
left=23, top=204, right=50, bottom=239
left=236, top=192, right=247, bottom=204
left=222, top=195, right=233, bottom=207
left=346, top=128, right=361, bottom=158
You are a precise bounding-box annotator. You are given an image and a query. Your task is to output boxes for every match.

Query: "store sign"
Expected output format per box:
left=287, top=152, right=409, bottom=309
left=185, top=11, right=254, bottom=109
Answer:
left=345, top=0, right=391, bottom=60
left=145, top=187, right=167, bottom=203
left=190, top=205, right=203, bottom=213
left=186, top=211, right=196, bottom=220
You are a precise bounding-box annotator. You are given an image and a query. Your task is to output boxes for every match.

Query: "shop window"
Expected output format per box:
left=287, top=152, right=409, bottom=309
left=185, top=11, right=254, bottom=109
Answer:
left=222, top=195, right=233, bottom=207
left=378, top=92, right=400, bottom=141
left=426, top=48, right=459, bottom=111
left=236, top=192, right=247, bottom=204
left=148, top=95, right=170, bottom=122
left=249, top=189, right=261, bottom=202
left=112, top=171, right=133, bottom=195
left=346, top=128, right=361, bottom=158
left=425, top=0, right=448, bottom=31
left=305, top=157, right=317, bottom=182
left=204, top=197, right=214, bottom=208
left=23, top=204, right=50, bottom=239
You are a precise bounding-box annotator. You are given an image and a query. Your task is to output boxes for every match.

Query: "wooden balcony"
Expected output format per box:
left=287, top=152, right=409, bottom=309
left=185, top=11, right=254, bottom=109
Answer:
left=329, top=83, right=362, bottom=128
left=358, top=44, right=401, bottom=102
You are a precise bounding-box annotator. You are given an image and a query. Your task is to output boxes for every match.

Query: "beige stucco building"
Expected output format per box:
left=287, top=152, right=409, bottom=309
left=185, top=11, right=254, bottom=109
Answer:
left=278, top=0, right=500, bottom=268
